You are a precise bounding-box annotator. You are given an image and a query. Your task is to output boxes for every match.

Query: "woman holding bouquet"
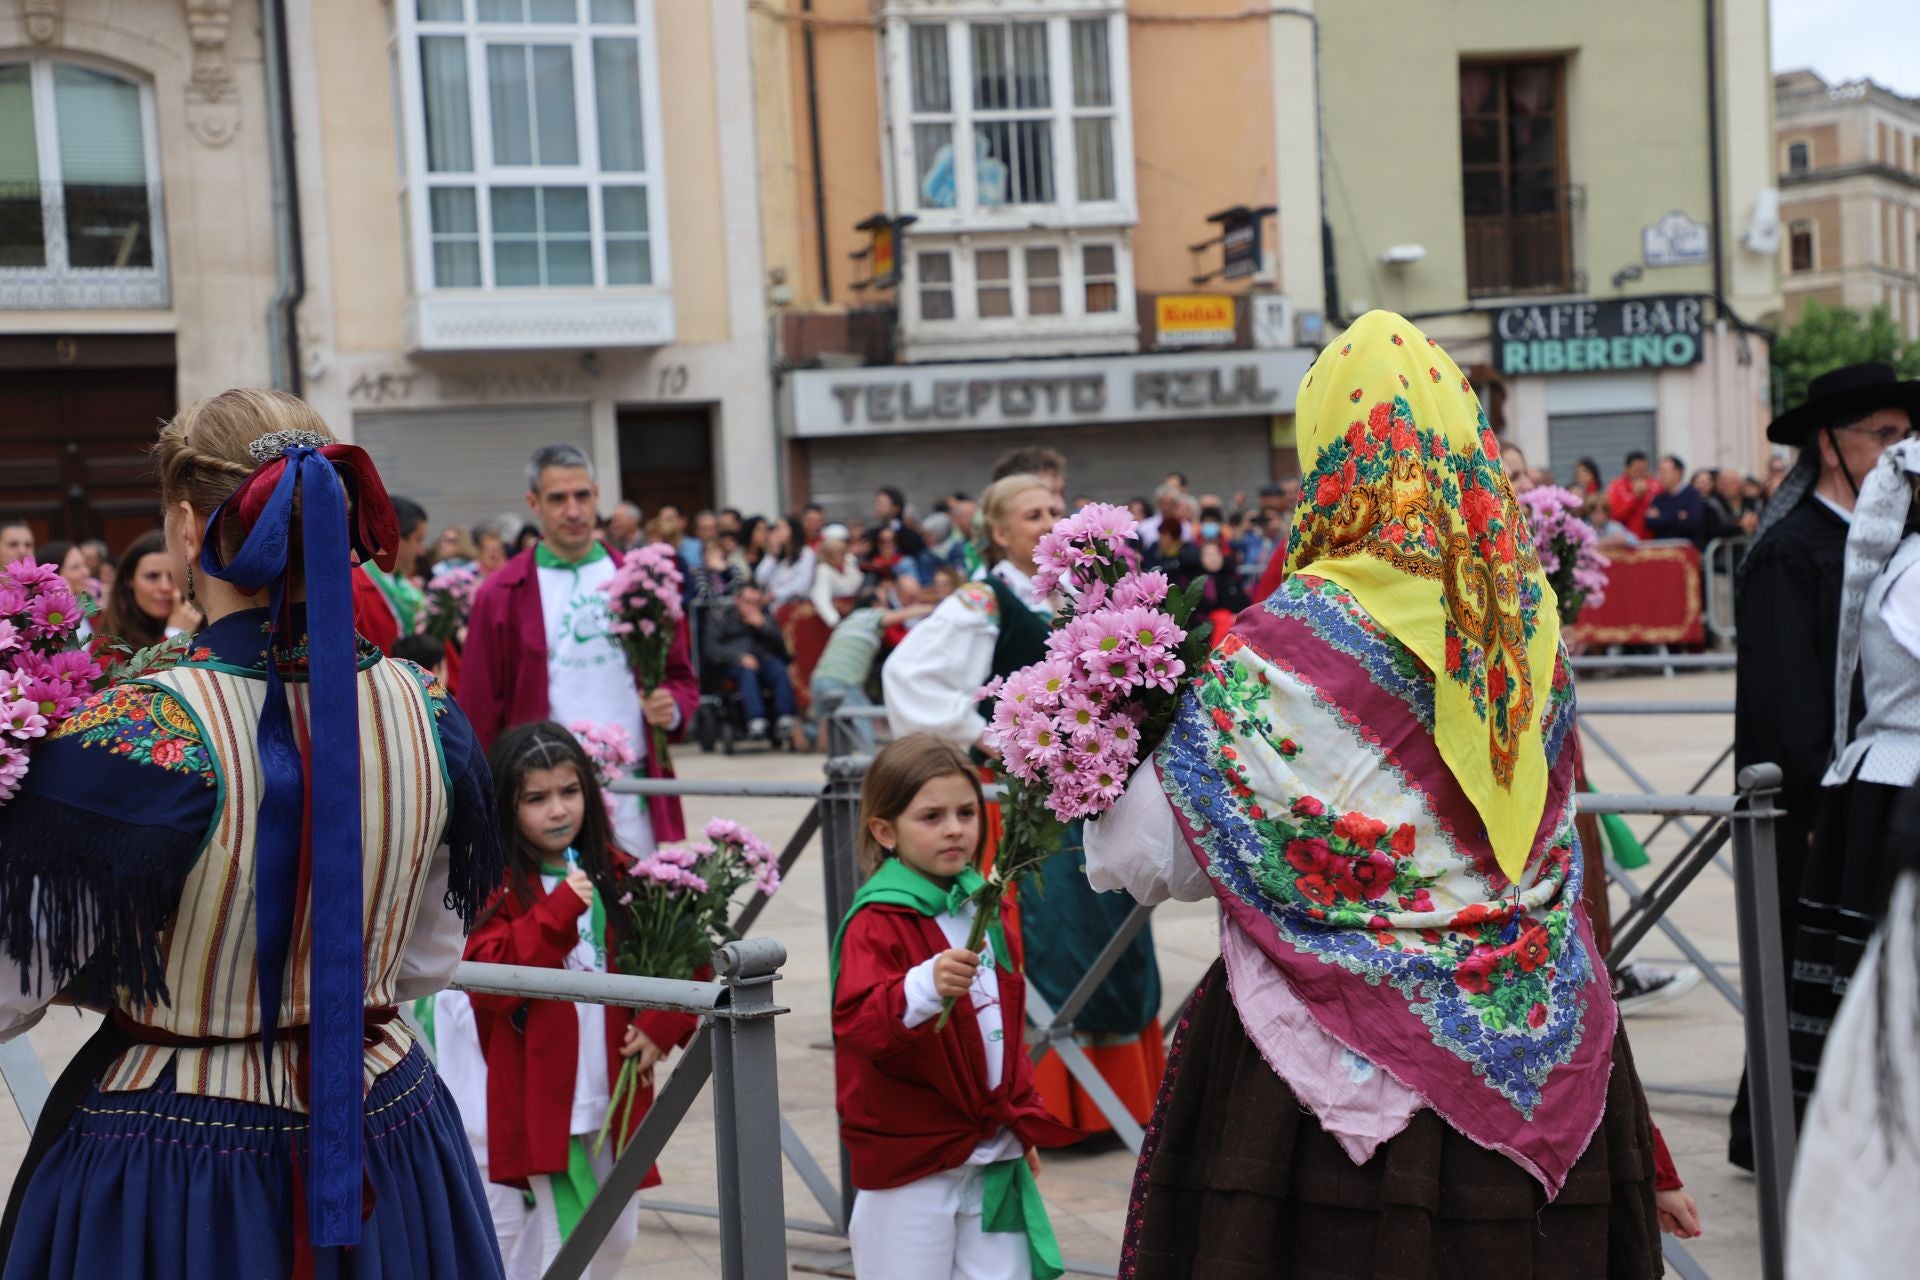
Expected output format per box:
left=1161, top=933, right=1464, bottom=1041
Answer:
left=1088, top=313, right=1669, bottom=1277
left=466, top=720, right=701, bottom=1280
left=0, top=389, right=507, bottom=1278
left=883, top=473, right=1167, bottom=1136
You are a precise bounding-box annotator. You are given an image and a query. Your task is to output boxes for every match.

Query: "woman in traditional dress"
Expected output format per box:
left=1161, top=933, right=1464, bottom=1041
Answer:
left=1089, top=312, right=1666, bottom=1277
left=1788, top=437, right=1920, bottom=1117
left=883, top=473, right=1166, bottom=1136
left=0, top=388, right=505, bottom=1278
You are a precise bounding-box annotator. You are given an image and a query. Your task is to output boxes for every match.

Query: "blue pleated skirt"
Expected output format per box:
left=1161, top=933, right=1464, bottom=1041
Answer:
left=3, top=1045, right=503, bottom=1280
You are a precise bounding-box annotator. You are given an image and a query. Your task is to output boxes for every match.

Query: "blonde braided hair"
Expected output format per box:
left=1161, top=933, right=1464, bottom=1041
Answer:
left=155, top=389, right=338, bottom=562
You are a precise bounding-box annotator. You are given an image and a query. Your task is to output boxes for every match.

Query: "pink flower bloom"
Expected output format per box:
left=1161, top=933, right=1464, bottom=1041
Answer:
left=28, top=589, right=79, bottom=640
left=1016, top=714, right=1067, bottom=765
left=0, top=620, right=20, bottom=656
left=1110, top=572, right=1170, bottom=611
left=0, top=698, right=47, bottom=740
left=0, top=587, right=28, bottom=618
left=43, top=649, right=99, bottom=683
left=3, top=561, right=59, bottom=590
left=0, top=740, right=28, bottom=802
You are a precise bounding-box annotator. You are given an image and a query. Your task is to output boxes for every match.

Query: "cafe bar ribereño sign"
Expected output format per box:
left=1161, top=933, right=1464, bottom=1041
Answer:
left=1493, top=295, right=1708, bottom=377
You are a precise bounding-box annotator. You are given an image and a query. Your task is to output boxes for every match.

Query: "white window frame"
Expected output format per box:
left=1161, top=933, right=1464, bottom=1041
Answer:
left=0, top=54, right=168, bottom=310
left=882, top=2, right=1137, bottom=234
left=898, top=230, right=1136, bottom=361
left=392, top=0, right=671, bottom=297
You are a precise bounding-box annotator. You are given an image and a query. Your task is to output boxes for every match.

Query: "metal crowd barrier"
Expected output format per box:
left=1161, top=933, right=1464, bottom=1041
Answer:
left=0, top=941, right=795, bottom=1280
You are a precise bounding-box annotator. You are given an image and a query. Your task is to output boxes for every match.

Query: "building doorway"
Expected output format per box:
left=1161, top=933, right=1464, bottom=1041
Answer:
left=618, top=405, right=715, bottom=522
left=0, top=335, right=176, bottom=552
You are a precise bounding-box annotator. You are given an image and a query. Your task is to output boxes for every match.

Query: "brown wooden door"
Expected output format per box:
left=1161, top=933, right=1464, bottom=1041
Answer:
left=0, top=366, right=173, bottom=550
left=617, top=405, right=716, bottom=521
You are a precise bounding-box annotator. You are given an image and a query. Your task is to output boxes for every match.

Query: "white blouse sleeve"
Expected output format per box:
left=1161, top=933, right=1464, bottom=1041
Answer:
left=1084, top=762, right=1212, bottom=904
left=394, top=843, right=466, bottom=1003
left=811, top=564, right=846, bottom=628
left=882, top=585, right=999, bottom=746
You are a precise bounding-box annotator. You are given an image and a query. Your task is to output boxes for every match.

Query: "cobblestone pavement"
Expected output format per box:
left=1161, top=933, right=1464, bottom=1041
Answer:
left=0, top=669, right=1761, bottom=1277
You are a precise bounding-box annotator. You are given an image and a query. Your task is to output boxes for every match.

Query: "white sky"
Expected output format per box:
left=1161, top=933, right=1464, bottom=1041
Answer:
left=1772, top=0, right=1920, bottom=96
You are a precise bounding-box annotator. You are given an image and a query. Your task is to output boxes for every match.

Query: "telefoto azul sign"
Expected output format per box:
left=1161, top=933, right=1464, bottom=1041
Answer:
left=784, top=349, right=1313, bottom=437
left=1493, top=296, right=1708, bottom=376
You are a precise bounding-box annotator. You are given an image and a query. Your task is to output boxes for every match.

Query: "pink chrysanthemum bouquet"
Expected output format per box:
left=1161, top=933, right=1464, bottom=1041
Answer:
left=605, top=543, right=686, bottom=765
left=0, top=559, right=103, bottom=803
left=595, top=816, right=780, bottom=1153
left=416, top=562, right=480, bottom=643
left=935, top=504, right=1215, bottom=1028
left=1517, top=486, right=1610, bottom=624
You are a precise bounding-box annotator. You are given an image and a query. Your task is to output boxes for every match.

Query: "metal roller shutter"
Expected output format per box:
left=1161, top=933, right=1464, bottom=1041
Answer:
left=804, top=418, right=1272, bottom=521
left=1546, top=411, right=1657, bottom=484
left=352, top=403, right=594, bottom=536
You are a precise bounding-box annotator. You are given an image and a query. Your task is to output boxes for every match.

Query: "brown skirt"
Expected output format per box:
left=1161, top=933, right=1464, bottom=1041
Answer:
left=1119, top=960, right=1663, bottom=1280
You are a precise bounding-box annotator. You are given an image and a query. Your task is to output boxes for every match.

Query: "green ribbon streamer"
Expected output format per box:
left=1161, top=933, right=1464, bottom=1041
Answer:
left=980, top=1157, right=1064, bottom=1280
left=1580, top=779, right=1650, bottom=869
left=547, top=1137, right=600, bottom=1240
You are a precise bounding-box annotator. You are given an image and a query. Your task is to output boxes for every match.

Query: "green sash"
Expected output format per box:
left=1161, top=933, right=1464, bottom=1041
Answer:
left=547, top=1137, right=600, bottom=1238
left=828, top=859, right=1006, bottom=995
left=981, top=1156, right=1065, bottom=1280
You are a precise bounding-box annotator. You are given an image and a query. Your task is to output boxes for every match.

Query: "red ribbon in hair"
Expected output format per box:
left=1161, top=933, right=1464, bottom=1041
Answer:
left=205, top=443, right=400, bottom=584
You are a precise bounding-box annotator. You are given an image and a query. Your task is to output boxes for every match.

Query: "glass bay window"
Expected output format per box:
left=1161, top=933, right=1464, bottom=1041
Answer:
left=404, top=0, right=662, bottom=293
left=897, top=8, right=1131, bottom=224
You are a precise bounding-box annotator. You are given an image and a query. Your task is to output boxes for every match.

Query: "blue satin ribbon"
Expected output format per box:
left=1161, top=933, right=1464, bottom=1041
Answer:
left=198, top=445, right=366, bottom=1247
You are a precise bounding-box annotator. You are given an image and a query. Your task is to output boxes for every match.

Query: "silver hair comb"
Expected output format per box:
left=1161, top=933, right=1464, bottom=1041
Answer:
left=247, top=429, right=330, bottom=463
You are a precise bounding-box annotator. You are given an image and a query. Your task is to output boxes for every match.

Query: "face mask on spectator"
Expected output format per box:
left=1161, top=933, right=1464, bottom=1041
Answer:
left=1200, top=521, right=1221, bottom=540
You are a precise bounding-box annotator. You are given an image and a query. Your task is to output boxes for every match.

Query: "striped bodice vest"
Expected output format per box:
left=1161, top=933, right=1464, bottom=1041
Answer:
left=99, top=657, right=451, bottom=1107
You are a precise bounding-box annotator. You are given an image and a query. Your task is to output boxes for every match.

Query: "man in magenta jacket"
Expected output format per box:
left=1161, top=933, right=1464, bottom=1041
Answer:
left=459, top=444, right=700, bottom=842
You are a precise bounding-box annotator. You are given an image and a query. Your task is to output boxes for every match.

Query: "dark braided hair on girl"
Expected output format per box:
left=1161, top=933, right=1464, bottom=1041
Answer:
left=479, top=720, right=629, bottom=953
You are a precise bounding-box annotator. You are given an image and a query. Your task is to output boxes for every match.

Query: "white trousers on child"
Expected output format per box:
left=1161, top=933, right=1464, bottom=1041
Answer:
left=501, top=1139, right=641, bottom=1280
left=849, top=1164, right=1031, bottom=1280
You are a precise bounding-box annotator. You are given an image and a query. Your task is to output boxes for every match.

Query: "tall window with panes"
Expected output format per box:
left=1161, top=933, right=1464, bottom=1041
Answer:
left=887, top=7, right=1135, bottom=348
left=0, top=58, right=165, bottom=307
left=401, top=0, right=664, bottom=293
left=1459, top=58, right=1574, bottom=298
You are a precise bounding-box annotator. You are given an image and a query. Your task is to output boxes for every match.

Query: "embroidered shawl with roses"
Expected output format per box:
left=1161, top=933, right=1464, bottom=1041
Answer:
left=1150, top=313, right=1612, bottom=1193
left=1282, top=309, right=1559, bottom=882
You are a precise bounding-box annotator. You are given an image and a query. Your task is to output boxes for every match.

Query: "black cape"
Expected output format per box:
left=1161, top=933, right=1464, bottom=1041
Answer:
left=1734, top=493, right=1854, bottom=916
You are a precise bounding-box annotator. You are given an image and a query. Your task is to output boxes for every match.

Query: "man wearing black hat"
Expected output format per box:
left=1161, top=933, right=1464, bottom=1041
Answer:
left=1730, top=361, right=1920, bottom=1168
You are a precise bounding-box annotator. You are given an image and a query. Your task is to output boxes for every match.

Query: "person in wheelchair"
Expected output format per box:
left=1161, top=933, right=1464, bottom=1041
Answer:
left=701, top=582, right=797, bottom=744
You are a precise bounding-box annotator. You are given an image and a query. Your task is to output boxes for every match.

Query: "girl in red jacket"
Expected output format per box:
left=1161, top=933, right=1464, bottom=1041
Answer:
left=467, top=721, right=698, bottom=1280
left=832, top=735, right=1082, bottom=1280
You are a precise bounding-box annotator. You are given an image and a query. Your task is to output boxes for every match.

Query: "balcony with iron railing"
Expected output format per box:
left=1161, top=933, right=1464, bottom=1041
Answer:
left=0, top=181, right=168, bottom=309
left=1465, top=182, right=1586, bottom=300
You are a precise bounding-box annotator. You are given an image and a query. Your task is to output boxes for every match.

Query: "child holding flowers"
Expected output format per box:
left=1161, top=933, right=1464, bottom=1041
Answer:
left=465, top=721, right=699, bottom=1280
left=831, top=735, right=1081, bottom=1280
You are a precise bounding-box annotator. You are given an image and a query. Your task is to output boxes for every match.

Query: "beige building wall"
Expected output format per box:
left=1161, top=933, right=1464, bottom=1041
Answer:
left=1777, top=71, right=1920, bottom=341
left=290, top=0, right=777, bottom=516
left=0, top=0, right=280, bottom=397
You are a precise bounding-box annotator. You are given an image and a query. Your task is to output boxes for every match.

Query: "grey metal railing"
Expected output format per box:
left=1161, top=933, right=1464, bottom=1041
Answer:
left=0, top=940, right=794, bottom=1280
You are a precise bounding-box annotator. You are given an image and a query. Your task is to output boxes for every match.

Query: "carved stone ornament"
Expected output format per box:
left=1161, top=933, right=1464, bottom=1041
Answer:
left=20, top=0, right=63, bottom=45
left=183, top=0, right=239, bottom=147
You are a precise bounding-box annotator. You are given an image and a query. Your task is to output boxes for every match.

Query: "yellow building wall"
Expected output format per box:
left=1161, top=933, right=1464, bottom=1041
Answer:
left=1317, top=0, right=1718, bottom=331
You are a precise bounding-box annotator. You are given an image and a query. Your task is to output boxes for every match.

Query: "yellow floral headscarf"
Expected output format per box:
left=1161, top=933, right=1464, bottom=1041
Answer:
left=1283, top=311, right=1560, bottom=882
